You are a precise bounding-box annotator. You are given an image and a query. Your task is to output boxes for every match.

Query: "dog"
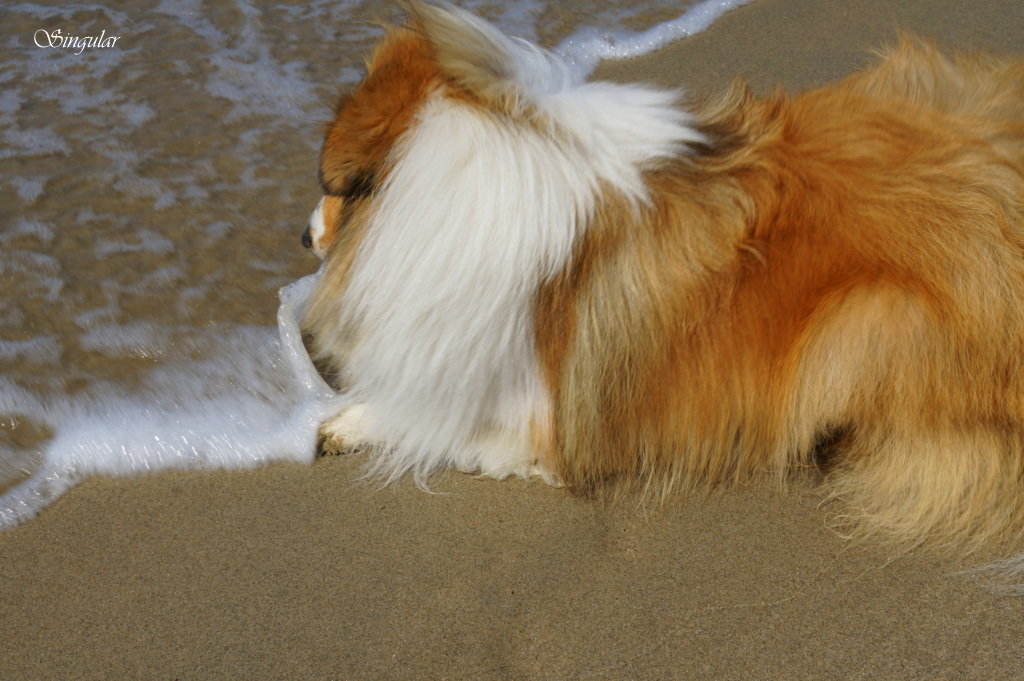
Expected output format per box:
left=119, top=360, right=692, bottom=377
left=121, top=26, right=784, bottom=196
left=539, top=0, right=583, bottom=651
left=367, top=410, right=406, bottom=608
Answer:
left=300, top=1, right=1024, bottom=552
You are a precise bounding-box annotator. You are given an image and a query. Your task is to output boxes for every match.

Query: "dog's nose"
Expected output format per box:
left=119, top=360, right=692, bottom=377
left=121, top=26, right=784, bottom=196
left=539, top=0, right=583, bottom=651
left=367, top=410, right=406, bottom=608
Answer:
left=301, top=227, right=312, bottom=249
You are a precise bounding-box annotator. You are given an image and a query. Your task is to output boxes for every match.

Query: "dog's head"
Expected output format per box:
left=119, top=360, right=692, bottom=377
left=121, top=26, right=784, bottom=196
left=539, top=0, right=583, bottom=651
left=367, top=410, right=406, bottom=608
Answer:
left=302, top=1, right=704, bottom=265
left=300, top=1, right=586, bottom=258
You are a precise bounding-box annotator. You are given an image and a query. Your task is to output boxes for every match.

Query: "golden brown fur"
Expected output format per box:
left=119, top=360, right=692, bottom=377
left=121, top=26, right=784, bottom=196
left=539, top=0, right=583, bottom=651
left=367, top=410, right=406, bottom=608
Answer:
left=537, top=38, right=1024, bottom=550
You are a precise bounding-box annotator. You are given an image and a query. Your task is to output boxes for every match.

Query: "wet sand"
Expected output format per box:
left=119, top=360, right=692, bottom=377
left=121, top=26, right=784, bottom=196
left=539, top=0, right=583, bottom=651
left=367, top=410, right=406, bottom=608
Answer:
left=3, top=1, right=1024, bottom=679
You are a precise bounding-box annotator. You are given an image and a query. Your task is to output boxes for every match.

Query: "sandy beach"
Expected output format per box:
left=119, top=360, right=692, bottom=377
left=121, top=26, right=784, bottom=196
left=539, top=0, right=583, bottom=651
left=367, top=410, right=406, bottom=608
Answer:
left=3, top=0, right=1024, bottom=679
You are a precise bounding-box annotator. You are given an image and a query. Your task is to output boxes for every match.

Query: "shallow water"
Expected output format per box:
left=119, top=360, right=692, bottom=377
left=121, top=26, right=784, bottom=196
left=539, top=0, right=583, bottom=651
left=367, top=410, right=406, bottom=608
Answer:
left=0, top=0, right=750, bottom=525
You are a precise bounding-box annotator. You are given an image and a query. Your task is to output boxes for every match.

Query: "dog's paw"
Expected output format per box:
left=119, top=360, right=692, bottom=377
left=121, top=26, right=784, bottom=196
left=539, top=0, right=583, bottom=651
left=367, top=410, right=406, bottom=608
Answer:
left=528, top=462, right=563, bottom=487
left=318, top=403, right=370, bottom=456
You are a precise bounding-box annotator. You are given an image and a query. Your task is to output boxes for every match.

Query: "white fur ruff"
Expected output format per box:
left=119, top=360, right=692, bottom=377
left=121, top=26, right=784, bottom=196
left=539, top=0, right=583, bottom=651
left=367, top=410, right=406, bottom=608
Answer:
left=318, top=24, right=703, bottom=483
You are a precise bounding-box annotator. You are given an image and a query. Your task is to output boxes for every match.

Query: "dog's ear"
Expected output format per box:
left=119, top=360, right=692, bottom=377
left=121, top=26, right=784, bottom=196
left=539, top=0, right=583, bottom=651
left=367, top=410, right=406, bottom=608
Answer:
left=403, top=0, right=569, bottom=110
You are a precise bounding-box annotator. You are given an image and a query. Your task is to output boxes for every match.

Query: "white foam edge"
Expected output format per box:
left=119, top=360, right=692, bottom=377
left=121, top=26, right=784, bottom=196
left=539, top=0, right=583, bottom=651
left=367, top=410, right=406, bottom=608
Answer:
left=556, top=0, right=758, bottom=78
left=0, top=271, right=345, bottom=529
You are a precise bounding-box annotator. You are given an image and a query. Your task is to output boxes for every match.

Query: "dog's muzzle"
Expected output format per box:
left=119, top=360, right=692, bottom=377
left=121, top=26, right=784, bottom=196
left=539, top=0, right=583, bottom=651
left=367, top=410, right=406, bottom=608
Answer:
left=301, top=227, right=313, bottom=249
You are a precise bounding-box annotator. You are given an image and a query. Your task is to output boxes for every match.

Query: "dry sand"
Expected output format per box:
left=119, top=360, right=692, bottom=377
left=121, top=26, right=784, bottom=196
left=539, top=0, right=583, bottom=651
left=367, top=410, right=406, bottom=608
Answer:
left=3, top=1, right=1024, bottom=679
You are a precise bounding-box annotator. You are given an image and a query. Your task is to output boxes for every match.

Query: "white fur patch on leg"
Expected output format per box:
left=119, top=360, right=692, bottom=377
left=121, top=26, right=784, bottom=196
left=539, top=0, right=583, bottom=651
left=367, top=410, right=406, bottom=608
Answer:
left=456, top=430, right=563, bottom=485
left=318, top=402, right=369, bottom=455
left=458, top=430, right=534, bottom=480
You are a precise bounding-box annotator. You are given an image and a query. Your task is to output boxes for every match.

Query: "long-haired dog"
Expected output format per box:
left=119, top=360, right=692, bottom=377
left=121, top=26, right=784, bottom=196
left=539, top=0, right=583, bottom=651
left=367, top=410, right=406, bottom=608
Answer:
left=301, top=2, right=1024, bottom=552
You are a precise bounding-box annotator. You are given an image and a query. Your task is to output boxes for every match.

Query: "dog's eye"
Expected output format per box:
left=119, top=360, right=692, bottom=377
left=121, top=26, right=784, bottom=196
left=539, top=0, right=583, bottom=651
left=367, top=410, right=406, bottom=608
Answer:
left=318, top=167, right=376, bottom=201
left=340, top=169, right=376, bottom=201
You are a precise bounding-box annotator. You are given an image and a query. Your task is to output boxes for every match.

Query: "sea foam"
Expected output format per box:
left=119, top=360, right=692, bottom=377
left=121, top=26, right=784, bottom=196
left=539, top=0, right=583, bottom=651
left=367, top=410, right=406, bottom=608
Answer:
left=557, top=0, right=757, bottom=77
left=0, top=275, right=345, bottom=529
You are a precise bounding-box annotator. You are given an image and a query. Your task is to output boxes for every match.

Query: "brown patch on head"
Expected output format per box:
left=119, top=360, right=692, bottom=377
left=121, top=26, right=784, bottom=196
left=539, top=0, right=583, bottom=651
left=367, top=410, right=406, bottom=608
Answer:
left=313, top=26, right=447, bottom=256
left=319, top=1, right=543, bottom=203
left=319, top=28, right=444, bottom=198
left=314, top=8, right=526, bottom=256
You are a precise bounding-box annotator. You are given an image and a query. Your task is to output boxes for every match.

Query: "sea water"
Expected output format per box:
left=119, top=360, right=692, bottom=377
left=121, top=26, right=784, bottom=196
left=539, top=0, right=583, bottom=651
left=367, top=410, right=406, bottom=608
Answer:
left=0, top=0, right=754, bottom=527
